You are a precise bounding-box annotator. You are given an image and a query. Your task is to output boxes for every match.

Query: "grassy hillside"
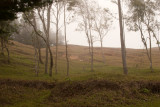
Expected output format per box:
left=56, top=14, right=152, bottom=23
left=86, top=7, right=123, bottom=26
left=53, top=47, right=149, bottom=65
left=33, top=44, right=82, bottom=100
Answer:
left=1, top=41, right=160, bottom=81
left=0, top=41, right=160, bottom=107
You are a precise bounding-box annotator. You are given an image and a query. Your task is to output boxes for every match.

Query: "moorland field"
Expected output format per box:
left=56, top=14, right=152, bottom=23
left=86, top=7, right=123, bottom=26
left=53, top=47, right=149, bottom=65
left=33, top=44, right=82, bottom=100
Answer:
left=1, top=41, right=160, bottom=107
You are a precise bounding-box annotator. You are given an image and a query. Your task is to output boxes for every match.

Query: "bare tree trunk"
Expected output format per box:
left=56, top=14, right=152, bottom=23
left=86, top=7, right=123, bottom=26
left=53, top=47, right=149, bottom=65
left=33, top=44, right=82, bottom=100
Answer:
left=32, top=11, right=47, bottom=74
left=0, top=38, right=4, bottom=55
left=100, top=38, right=106, bottom=64
left=55, top=1, right=59, bottom=74
left=24, top=12, right=52, bottom=76
left=31, top=32, right=39, bottom=76
left=118, top=0, right=128, bottom=75
left=48, top=44, right=53, bottom=77
left=38, top=48, right=43, bottom=64
left=36, top=37, right=43, bottom=64
left=37, top=4, right=53, bottom=76
left=45, top=46, right=49, bottom=74
left=90, top=39, right=94, bottom=72
left=4, top=41, right=10, bottom=63
left=93, top=15, right=107, bottom=64
left=148, top=30, right=153, bottom=72
left=89, top=21, right=94, bottom=72
left=139, top=22, right=154, bottom=72
left=139, top=24, right=150, bottom=60
left=79, top=1, right=92, bottom=67
left=47, top=4, right=53, bottom=77
left=34, top=45, right=39, bottom=76
left=37, top=54, right=40, bottom=76
left=85, top=31, right=91, bottom=63
left=150, top=28, right=160, bottom=51
left=157, top=28, right=160, bottom=51
left=64, top=1, right=70, bottom=76
left=139, top=27, right=152, bottom=69
left=55, top=31, right=58, bottom=74
left=85, top=0, right=94, bottom=72
left=88, top=22, right=94, bottom=72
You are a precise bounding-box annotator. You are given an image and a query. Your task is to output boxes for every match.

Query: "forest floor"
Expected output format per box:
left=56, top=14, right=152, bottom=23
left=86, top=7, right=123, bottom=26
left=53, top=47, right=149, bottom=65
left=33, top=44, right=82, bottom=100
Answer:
left=0, top=41, right=160, bottom=107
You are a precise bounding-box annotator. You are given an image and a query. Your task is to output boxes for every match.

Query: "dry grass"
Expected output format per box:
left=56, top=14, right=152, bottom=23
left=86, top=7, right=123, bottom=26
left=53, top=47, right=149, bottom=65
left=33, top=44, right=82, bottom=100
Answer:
left=8, top=41, right=160, bottom=69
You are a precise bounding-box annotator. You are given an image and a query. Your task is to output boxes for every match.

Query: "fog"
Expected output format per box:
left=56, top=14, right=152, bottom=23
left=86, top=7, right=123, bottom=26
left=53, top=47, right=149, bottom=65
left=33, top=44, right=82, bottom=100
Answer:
left=65, top=0, right=159, bottom=49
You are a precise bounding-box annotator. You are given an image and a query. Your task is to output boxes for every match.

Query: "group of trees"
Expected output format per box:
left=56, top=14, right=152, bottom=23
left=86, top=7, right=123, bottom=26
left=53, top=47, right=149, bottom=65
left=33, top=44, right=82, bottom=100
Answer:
left=75, top=0, right=112, bottom=71
left=0, top=21, right=17, bottom=63
left=12, top=19, right=64, bottom=48
left=126, top=0, right=160, bottom=72
left=0, top=0, right=160, bottom=77
left=22, top=0, right=76, bottom=76
left=0, top=0, right=51, bottom=63
left=19, top=0, right=113, bottom=76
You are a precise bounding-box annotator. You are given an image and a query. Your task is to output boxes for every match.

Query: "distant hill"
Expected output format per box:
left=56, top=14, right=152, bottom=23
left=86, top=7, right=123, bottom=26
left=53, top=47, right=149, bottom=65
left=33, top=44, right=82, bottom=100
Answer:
left=5, top=41, right=160, bottom=69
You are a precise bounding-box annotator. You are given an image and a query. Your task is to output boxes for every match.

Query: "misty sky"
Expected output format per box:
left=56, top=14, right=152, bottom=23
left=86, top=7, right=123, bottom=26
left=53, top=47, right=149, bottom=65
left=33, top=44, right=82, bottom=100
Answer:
left=65, top=0, right=159, bottom=49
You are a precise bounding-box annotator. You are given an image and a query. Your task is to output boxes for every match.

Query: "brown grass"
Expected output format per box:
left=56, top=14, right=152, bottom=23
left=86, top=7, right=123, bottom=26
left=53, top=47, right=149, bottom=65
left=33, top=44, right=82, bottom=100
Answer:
left=8, top=41, right=160, bottom=69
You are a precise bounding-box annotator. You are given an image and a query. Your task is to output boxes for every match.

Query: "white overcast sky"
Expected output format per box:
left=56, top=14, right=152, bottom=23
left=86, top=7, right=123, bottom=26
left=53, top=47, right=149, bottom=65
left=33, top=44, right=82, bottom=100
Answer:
left=63, top=0, right=158, bottom=49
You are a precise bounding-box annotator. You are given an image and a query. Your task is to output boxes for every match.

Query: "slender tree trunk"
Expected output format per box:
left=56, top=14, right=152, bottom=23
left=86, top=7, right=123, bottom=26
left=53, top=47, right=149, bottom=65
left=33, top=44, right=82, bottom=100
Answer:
left=32, top=11, right=46, bottom=73
left=139, top=27, right=153, bottom=70
left=85, top=0, right=94, bottom=72
left=139, top=24, right=150, bottom=60
left=148, top=30, right=153, bottom=72
left=90, top=39, right=94, bottom=72
left=93, top=16, right=106, bottom=64
left=86, top=32, right=91, bottom=63
left=100, top=38, right=106, bottom=64
left=4, top=41, right=10, bottom=63
left=55, top=31, right=59, bottom=74
left=64, top=1, right=70, bottom=76
left=79, top=4, right=91, bottom=64
left=157, top=29, right=160, bottom=51
left=55, top=1, right=59, bottom=74
left=38, top=48, right=43, bottom=64
left=1, top=38, right=4, bottom=55
left=24, top=12, right=51, bottom=75
left=37, top=37, right=43, bottom=64
left=47, top=4, right=53, bottom=76
left=34, top=46, right=39, bottom=76
left=45, top=46, right=49, bottom=74
left=118, top=0, right=128, bottom=75
left=146, top=24, right=153, bottom=72
left=37, top=55, right=40, bottom=76
left=37, top=4, right=53, bottom=76
left=31, top=33, right=39, bottom=76
left=89, top=27, right=94, bottom=72
left=48, top=44, right=53, bottom=77
left=139, top=22, right=154, bottom=72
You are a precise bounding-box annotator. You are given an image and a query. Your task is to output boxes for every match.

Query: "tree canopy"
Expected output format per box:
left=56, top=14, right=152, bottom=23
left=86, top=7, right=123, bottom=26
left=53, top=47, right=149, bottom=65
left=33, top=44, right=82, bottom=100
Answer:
left=0, top=0, right=53, bottom=21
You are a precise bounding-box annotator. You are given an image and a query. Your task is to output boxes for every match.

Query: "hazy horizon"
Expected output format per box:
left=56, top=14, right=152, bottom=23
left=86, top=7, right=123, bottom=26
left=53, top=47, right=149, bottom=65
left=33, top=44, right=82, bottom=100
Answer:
left=65, top=0, right=159, bottom=49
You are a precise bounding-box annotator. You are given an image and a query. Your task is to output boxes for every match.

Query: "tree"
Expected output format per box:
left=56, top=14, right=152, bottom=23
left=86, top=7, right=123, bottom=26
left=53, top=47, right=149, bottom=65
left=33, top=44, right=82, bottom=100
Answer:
left=62, top=0, right=75, bottom=76
left=30, top=31, right=40, bottom=76
left=22, top=11, right=44, bottom=76
left=13, top=18, right=45, bottom=64
left=0, top=0, right=53, bottom=67
left=77, top=1, right=91, bottom=62
left=0, top=0, right=55, bottom=76
left=0, top=21, right=17, bottom=63
left=0, top=0, right=52, bottom=21
left=92, top=6, right=112, bottom=64
left=126, top=0, right=157, bottom=72
left=63, top=0, right=70, bottom=76
left=75, top=0, right=96, bottom=72
left=37, top=3, right=53, bottom=76
left=24, top=3, right=54, bottom=76
left=52, top=0, right=64, bottom=74
left=118, top=0, right=128, bottom=75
